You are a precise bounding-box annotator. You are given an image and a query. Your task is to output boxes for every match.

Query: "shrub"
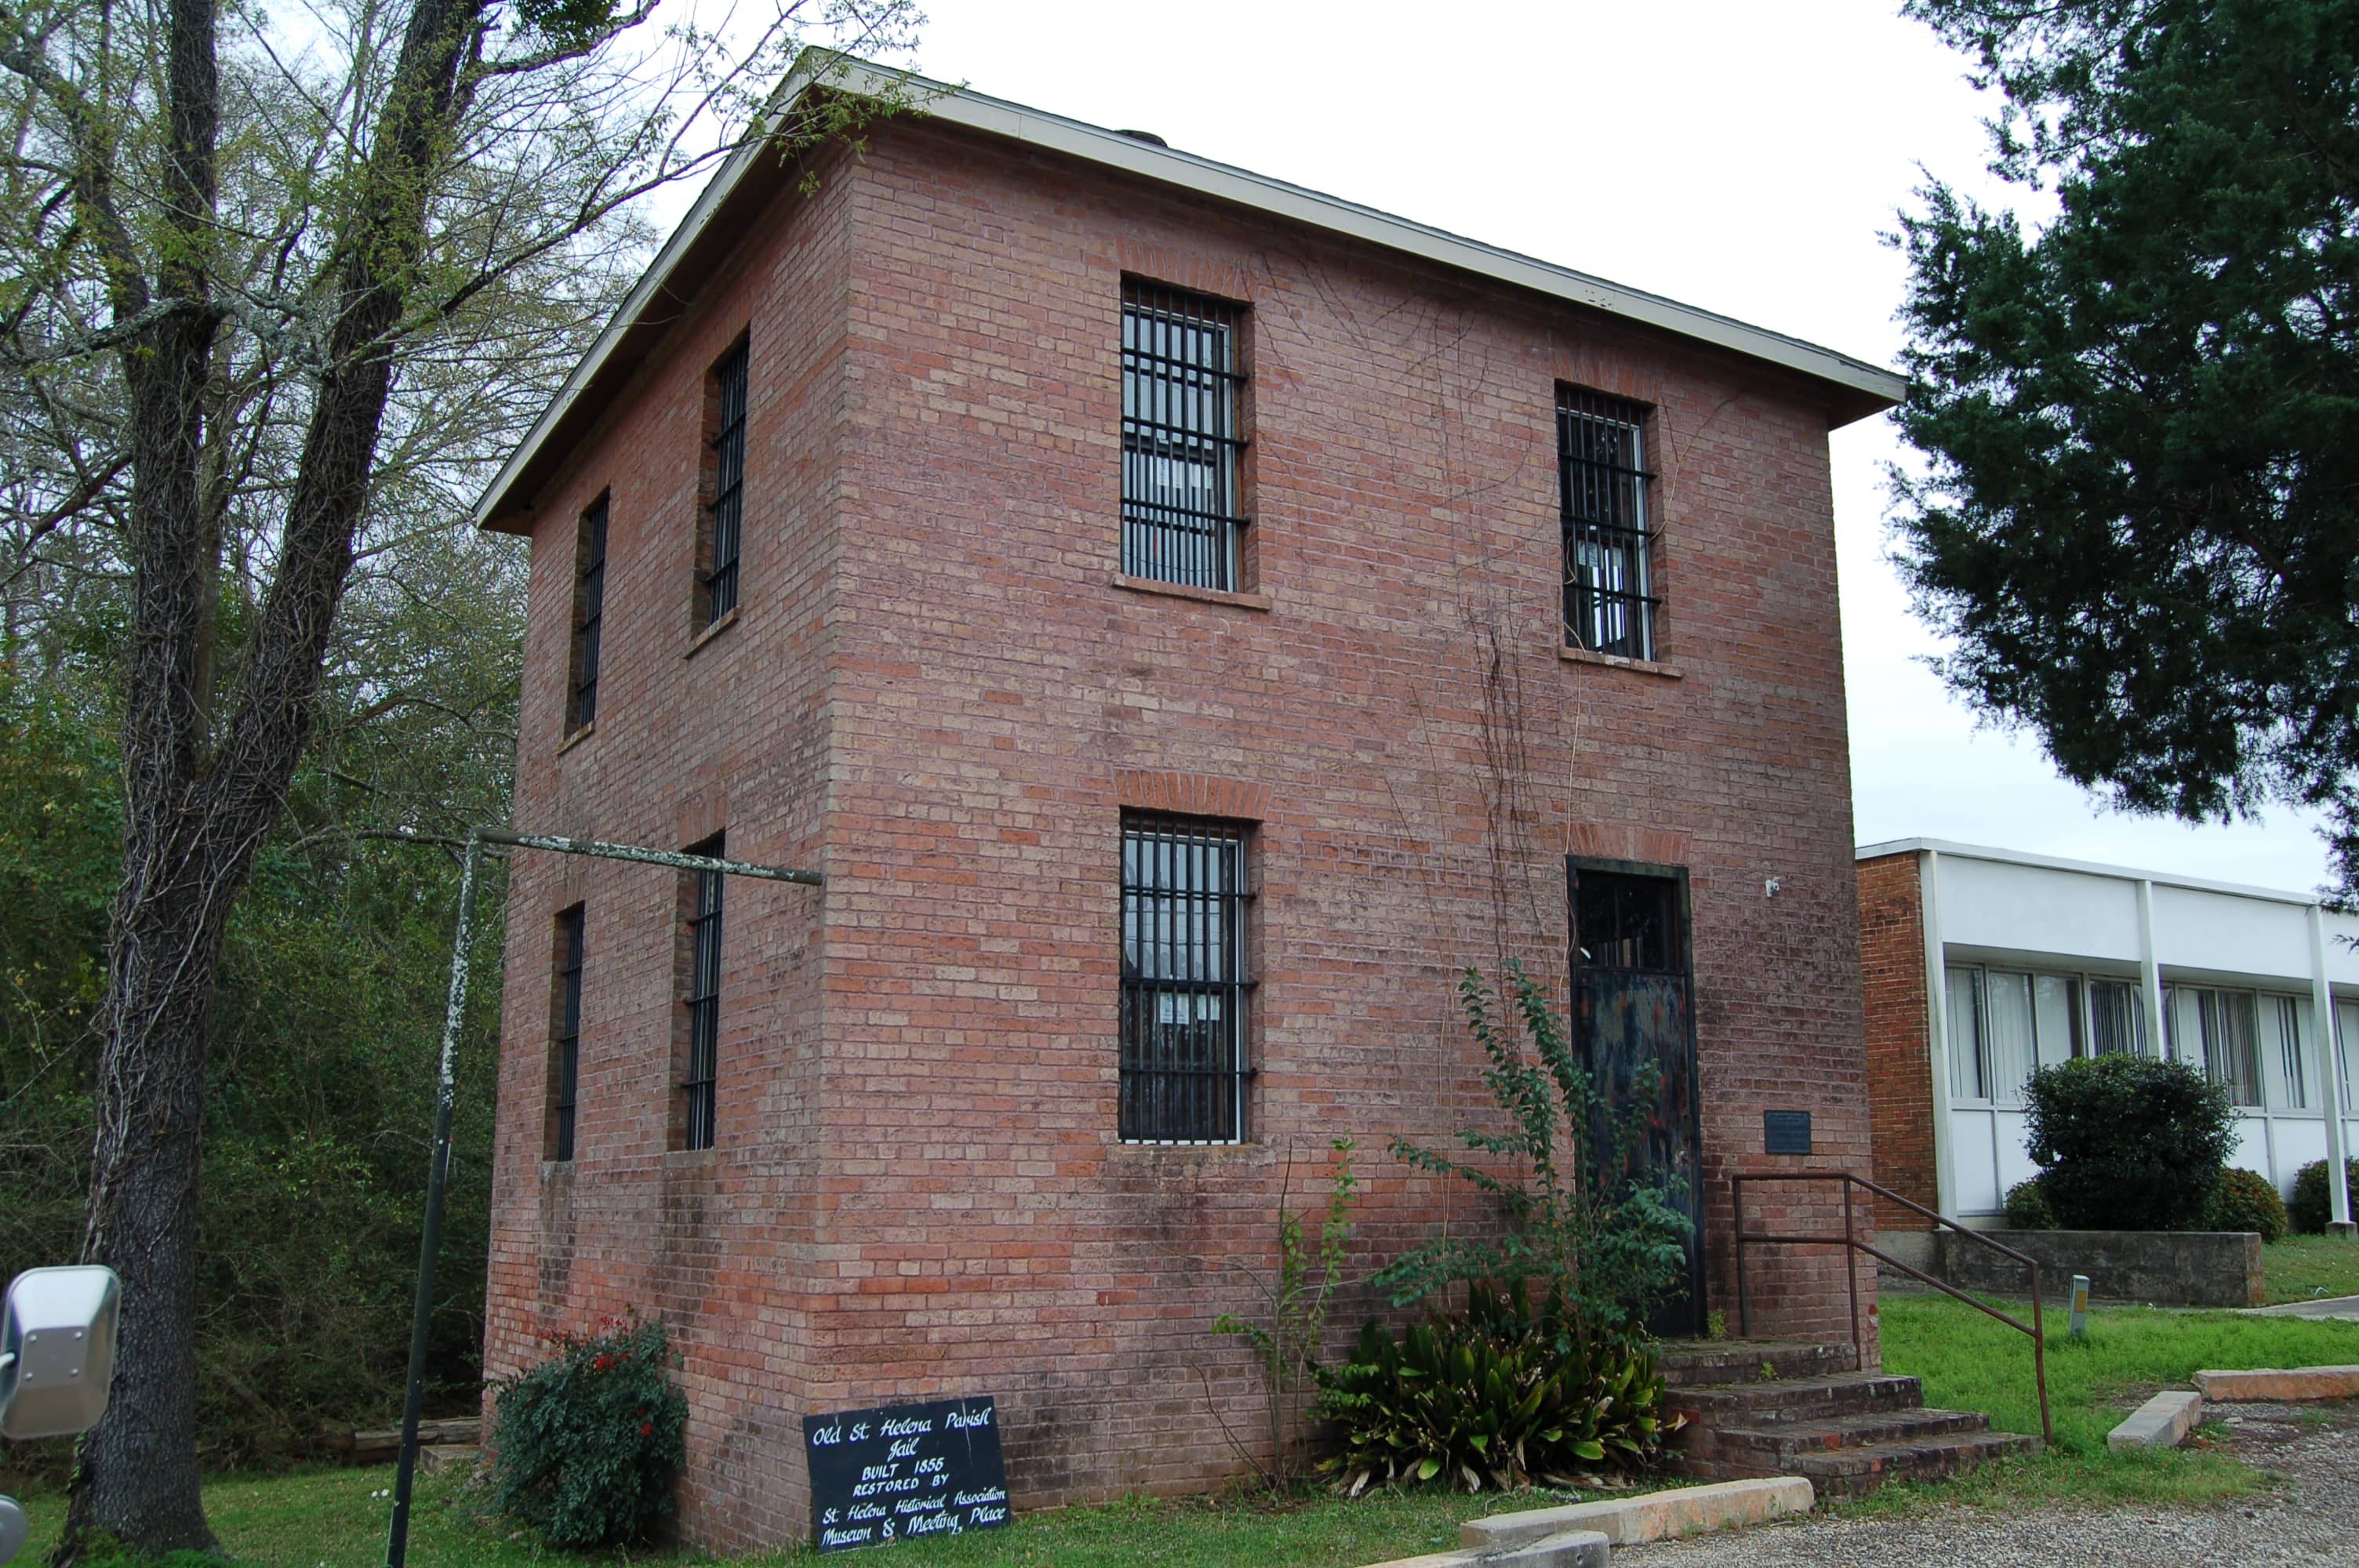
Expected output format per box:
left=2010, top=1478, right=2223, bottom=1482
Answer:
left=2001, top=1176, right=2055, bottom=1230
left=1371, top=963, right=1692, bottom=1334
left=489, top=1313, right=688, bottom=1549
left=2021, top=1054, right=2236, bottom=1231
left=2204, top=1167, right=2289, bottom=1243
left=1318, top=1281, right=1679, bottom=1494
left=2288, top=1157, right=2359, bottom=1235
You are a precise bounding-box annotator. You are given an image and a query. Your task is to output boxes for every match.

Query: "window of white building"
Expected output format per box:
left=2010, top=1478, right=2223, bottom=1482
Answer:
left=2266, top=993, right=2310, bottom=1110
left=2164, top=985, right=2264, bottom=1109
left=1947, top=964, right=2135, bottom=1105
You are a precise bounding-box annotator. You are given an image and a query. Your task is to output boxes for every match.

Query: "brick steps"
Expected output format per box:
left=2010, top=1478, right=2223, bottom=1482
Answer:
left=1660, top=1340, right=1854, bottom=1388
left=1712, top=1406, right=1989, bottom=1457
left=1662, top=1341, right=2035, bottom=1498
left=1674, top=1371, right=1927, bottom=1425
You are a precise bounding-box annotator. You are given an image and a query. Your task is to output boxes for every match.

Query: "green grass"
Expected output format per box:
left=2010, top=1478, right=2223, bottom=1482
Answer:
left=1837, top=1290, right=2359, bottom=1516
left=2264, top=1234, right=2359, bottom=1304
left=9, top=1465, right=1605, bottom=1567
left=26, top=1250, right=2359, bottom=1562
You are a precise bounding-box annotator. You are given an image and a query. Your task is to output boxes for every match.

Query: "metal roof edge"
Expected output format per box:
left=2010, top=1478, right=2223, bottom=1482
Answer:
left=1855, top=835, right=2334, bottom=912
left=474, top=56, right=1907, bottom=528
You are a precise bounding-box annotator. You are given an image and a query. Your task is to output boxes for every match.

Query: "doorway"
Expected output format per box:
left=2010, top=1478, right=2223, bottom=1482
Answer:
left=1569, top=858, right=1705, bottom=1336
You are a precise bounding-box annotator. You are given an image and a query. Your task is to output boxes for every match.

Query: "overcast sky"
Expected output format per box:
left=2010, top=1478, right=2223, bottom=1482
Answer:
left=858, top=0, right=2332, bottom=895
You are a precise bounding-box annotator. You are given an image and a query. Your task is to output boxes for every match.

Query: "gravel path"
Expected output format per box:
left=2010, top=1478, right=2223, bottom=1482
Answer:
left=1618, top=1402, right=2359, bottom=1568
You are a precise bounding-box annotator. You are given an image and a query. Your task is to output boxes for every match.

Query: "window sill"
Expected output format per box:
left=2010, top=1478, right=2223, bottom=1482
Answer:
left=1560, top=644, right=1683, bottom=680
left=686, top=606, right=740, bottom=659
left=1110, top=1138, right=1270, bottom=1162
left=665, top=1145, right=720, bottom=1167
left=557, top=720, right=595, bottom=756
left=1111, top=575, right=1271, bottom=612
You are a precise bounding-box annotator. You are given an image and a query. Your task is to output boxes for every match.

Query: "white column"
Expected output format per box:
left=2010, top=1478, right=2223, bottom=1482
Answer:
left=1922, top=849, right=1958, bottom=1221
left=2137, top=879, right=2168, bottom=1058
left=2308, top=903, right=2353, bottom=1231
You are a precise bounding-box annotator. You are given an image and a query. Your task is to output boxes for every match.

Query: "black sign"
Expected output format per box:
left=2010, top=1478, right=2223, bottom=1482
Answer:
left=1764, top=1109, right=1812, bottom=1155
left=803, top=1396, right=1008, bottom=1552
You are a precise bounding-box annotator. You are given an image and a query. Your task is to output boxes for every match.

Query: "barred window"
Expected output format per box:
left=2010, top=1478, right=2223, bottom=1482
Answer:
left=703, top=338, right=748, bottom=626
left=551, top=904, right=584, bottom=1161
left=1560, top=389, right=1657, bottom=660
left=1121, top=282, right=1246, bottom=591
left=1120, top=813, right=1251, bottom=1143
left=567, top=493, right=608, bottom=731
left=682, top=834, right=724, bottom=1149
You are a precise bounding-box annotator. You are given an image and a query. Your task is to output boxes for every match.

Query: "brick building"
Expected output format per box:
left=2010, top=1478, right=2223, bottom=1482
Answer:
left=475, top=57, right=1903, bottom=1551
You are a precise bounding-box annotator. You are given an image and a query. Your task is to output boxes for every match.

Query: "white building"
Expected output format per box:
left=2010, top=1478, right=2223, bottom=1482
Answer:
left=1857, top=838, right=2357, bottom=1230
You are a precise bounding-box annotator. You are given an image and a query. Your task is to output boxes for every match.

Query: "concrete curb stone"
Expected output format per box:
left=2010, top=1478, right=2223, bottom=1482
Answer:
left=2106, top=1390, right=2202, bottom=1450
left=2192, top=1366, right=2359, bottom=1402
left=1359, top=1528, right=1612, bottom=1568
left=1459, top=1477, right=1816, bottom=1551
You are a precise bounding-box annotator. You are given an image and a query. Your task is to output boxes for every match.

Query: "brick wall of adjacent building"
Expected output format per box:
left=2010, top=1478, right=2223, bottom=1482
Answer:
left=1858, top=851, right=1937, bottom=1229
left=484, top=116, right=1880, bottom=1552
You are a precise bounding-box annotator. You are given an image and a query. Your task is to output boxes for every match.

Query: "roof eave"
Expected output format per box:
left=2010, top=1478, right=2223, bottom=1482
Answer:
left=474, top=56, right=1906, bottom=533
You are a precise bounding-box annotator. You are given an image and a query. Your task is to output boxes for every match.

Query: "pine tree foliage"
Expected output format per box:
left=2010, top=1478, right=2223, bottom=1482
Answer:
left=1894, top=0, right=2359, bottom=891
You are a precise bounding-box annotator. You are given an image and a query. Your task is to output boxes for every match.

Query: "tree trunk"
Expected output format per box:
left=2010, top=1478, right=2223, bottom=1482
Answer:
left=53, top=0, right=484, bottom=1551
left=62, top=827, right=237, bottom=1556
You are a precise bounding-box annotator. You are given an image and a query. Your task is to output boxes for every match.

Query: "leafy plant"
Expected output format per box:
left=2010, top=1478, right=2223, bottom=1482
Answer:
left=2288, top=1158, right=2359, bottom=1236
left=488, top=1313, right=688, bottom=1549
left=1213, top=1138, right=1358, bottom=1486
left=2002, top=1176, right=2057, bottom=1231
left=2022, top=1055, right=2236, bottom=1231
left=2205, top=1167, right=2288, bottom=1243
left=1318, top=1281, right=1679, bottom=1494
left=1372, top=964, right=1691, bottom=1335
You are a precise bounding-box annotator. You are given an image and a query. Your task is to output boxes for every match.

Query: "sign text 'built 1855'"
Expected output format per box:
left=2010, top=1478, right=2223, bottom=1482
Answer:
left=802, top=1396, right=1009, bottom=1552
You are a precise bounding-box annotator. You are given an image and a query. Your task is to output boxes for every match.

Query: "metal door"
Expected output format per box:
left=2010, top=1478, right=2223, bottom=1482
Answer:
left=1570, top=859, right=1705, bottom=1337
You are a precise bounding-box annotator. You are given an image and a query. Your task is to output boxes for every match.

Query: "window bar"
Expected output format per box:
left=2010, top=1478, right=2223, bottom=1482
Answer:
left=570, top=495, right=608, bottom=731
left=554, top=905, right=584, bottom=1161
left=1121, top=282, right=1248, bottom=592
left=1560, top=388, right=1659, bottom=660
left=683, top=842, right=724, bottom=1149
left=706, top=339, right=748, bottom=625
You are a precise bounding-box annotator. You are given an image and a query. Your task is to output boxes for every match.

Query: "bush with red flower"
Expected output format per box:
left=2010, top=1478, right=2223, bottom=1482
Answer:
left=488, top=1312, right=689, bottom=1548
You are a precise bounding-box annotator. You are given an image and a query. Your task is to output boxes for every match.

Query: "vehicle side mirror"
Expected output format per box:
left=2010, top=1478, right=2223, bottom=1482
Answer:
left=0, top=1265, right=120, bottom=1441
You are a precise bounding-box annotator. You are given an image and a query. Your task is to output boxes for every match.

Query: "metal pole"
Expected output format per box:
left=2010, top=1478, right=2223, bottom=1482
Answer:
left=477, top=826, right=823, bottom=887
left=1732, top=1176, right=1750, bottom=1339
left=2030, top=1261, right=2052, bottom=1449
left=387, top=829, right=483, bottom=1568
left=1842, top=1178, right=1860, bottom=1370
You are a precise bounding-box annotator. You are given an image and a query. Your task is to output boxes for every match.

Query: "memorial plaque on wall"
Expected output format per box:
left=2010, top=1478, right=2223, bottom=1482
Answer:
left=803, top=1396, right=1008, bottom=1552
left=1763, top=1109, right=1812, bottom=1155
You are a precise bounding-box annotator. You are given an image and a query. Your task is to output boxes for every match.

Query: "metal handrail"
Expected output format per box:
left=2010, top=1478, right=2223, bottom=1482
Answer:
left=1731, top=1171, right=2051, bottom=1447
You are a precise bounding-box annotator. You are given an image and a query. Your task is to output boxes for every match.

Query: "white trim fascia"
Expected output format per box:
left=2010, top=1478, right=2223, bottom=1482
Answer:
left=2311, top=905, right=2354, bottom=1226
left=473, top=58, right=1906, bottom=528
left=2136, top=878, right=2170, bottom=1062
left=1857, top=835, right=2332, bottom=913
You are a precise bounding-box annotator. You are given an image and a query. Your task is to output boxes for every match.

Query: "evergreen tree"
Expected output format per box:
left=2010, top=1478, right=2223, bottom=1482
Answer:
left=1894, top=0, right=2359, bottom=888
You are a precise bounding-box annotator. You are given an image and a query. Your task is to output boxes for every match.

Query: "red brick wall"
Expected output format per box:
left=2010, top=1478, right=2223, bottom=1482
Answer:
left=1858, top=851, right=1937, bottom=1228
left=485, top=118, right=1878, bottom=1552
